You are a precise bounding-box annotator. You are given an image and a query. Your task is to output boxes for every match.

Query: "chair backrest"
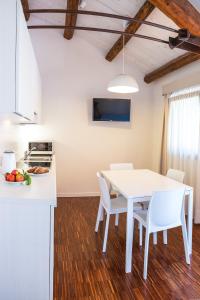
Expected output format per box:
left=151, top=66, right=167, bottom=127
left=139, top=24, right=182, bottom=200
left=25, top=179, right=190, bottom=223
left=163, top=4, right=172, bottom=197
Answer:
left=96, top=172, right=111, bottom=211
left=148, top=188, right=185, bottom=230
left=167, top=169, right=185, bottom=183
left=110, top=163, right=134, bottom=170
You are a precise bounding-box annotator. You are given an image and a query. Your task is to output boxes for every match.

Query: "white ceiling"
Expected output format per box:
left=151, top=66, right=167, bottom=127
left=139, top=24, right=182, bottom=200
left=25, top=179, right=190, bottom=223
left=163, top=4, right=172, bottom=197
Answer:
left=189, top=0, right=200, bottom=12
left=28, top=0, right=197, bottom=74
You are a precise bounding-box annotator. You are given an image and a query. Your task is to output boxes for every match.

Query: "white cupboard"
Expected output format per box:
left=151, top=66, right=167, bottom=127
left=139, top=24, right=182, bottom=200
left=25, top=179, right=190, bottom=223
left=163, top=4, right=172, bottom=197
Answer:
left=0, top=204, right=53, bottom=300
left=0, top=0, right=16, bottom=114
left=0, top=0, right=41, bottom=123
left=0, top=158, right=57, bottom=300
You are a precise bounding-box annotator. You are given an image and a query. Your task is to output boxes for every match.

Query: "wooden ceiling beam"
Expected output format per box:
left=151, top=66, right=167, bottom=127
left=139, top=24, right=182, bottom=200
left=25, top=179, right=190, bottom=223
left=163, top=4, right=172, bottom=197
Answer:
left=64, top=0, right=79, bottom=40
left=149, top=0, right=200, bottom=37
left=21, top=0, right=30, bottom=21
left=105, top=1, right=155, bottom=62
left=144, top=53, right=200, bottom=84
left=169, top=37, right=200, bottom=54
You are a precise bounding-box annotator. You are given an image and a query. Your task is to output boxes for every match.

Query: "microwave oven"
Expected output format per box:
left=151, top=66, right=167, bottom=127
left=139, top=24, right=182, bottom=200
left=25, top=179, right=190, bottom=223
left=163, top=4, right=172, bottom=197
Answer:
left=28, top=141, right=53, bottom=155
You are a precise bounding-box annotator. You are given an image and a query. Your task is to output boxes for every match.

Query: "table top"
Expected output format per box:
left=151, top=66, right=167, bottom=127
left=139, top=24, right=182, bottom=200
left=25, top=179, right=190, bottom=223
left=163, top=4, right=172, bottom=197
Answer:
left=101, top=169, right=192, bottom=201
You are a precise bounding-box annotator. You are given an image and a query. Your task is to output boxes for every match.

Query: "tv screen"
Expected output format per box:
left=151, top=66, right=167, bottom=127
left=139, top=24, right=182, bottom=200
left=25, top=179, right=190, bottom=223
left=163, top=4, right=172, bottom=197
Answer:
left=93, top=98, right=131, bottom=122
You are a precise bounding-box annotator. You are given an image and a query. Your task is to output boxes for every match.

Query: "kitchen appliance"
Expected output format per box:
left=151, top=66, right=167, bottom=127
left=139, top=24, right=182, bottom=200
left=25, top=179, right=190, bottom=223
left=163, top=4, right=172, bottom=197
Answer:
left=2, top=150, right=16, bottom=173
left=24, top=142, right=53, bottom=168
left=28, top=141, right=53, bottom=155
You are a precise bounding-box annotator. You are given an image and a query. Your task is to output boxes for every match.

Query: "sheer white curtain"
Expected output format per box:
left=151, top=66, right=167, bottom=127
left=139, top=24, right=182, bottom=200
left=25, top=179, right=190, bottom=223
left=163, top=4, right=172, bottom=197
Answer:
left=167, top=85, right=200, bottom=223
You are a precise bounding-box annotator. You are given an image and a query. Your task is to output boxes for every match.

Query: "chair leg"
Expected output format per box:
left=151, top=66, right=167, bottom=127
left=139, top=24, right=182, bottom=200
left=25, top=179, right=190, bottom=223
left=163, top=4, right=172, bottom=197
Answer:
left=139, top=222, right=143, bottom=246
left=143, top=230, right=150, bottom=280
left=95, top=202, right=103, bottom=232
left=182, top=220, right=190, bottom=265
left=115, top=214, right=119, bottom=226
left=100, top=209, right=104, bottom=221
left=163, top=230, right=168, bottom=244
left=103, top=213, right=110, bottom=253
left=132, top=218, right=135, bottom=247
left=153, top=232, right=157, bottom=245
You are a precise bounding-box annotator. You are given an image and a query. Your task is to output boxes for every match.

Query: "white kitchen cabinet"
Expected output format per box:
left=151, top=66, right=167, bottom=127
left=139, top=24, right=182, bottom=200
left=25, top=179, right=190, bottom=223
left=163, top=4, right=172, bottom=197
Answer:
left=0, top=0, right=41, bottom=123
left=0, top=204, right=52, bottom=300
left=16, top=0, right=42, bottom=122
left=0, top=0, right=16, bottom=114
left=0, top=159, right=57, bottom=300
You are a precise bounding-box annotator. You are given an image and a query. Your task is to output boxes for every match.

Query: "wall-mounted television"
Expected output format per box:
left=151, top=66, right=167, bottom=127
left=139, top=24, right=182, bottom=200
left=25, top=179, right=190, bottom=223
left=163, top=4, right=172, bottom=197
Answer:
left=93, top=98, right=131, bottom=122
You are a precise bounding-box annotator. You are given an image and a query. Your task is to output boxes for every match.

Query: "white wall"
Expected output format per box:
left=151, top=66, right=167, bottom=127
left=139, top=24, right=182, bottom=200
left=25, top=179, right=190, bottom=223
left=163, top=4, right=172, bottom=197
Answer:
left=0, top=29, right=154, bottom=196
left=3, top=27, right=200, bottom=196
left=0, top=120, right=19, bottom=162
left=32, top=30, right=155, bottom=196
left=151, top=60, right=200, bottom=172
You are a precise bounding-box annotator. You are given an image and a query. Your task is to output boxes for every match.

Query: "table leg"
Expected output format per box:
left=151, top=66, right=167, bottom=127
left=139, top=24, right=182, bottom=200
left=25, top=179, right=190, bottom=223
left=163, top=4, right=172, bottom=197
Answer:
left=126, top=198, right=134, bottom=273
left=187, top=190, right=193, bottom=255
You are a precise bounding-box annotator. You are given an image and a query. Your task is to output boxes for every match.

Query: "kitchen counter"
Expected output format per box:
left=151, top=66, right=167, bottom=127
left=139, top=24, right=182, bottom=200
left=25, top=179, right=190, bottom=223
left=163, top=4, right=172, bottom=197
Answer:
left=0, top=157, right=57, bottom=300
left=0, top=157, right=57, bottom=206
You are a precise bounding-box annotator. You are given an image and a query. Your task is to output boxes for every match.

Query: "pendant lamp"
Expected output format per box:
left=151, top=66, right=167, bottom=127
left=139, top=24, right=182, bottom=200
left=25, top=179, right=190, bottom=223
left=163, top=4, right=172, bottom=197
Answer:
left=107, top=32, right=139, bottom=94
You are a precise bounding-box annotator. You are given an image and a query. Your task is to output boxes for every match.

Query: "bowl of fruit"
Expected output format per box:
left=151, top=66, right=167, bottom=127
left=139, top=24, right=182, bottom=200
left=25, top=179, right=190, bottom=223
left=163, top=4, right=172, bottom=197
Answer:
left=5, top=169, right=32, bottom=186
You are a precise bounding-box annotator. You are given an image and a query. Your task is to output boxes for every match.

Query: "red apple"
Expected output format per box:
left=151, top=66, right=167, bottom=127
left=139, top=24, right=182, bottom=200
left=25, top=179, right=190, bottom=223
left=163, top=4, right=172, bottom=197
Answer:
left=5, top=173, right=15, bottom=182
left=5, top=172, right=10, bottom=179
left=11, top=170, right=19, bottom=176
left=15, top=174, right=24, bottom=182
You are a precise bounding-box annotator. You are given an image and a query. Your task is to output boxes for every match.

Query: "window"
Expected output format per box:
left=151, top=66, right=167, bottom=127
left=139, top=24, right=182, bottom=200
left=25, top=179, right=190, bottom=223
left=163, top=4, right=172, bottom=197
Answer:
left=168, top=86, right=200, bottom=157
left=166, top=85, right=200, bottom=224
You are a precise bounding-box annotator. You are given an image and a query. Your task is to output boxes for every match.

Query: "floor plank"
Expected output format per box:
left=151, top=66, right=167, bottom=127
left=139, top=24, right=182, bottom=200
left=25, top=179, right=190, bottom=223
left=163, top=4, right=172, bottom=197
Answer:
left=54, top=197, right=200, bottom=300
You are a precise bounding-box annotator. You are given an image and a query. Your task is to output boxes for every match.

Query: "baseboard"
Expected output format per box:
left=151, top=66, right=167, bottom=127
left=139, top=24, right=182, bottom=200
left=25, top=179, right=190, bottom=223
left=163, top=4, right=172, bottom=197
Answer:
left=57, top=192, right=100, bottom=198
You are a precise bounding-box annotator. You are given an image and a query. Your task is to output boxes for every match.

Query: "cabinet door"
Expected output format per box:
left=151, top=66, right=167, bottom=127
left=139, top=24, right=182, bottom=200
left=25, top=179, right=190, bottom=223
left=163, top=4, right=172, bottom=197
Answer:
left=16, top=1, right=41, bottom=122
left=0, top=0, right=16, bottom=114
left=0, top=203, right=50, bottom=300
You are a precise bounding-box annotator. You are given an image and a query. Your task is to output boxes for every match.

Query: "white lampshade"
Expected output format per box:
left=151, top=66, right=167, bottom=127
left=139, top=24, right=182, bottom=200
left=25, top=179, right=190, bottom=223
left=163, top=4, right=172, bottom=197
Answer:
left=107, top=74, right=139, bottom=94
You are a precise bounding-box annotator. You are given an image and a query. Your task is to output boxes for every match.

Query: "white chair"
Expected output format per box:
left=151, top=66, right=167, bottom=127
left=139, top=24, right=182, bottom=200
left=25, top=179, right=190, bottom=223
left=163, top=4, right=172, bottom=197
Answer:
left=142, top=168, right=186, bottom=246
left=167, top=169, right=185, bottom=183
left=132, top=188, right=190, bottom=280
left=95, top=172, right=128, bottom=252
left=162, top=169, right=186, bottom=244
left=109, top=163, right=142, bottom=228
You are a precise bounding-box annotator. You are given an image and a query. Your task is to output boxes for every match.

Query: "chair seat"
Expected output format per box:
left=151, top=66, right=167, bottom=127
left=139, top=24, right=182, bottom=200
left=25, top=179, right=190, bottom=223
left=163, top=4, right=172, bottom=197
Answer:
left=110, top=196, right=142, bottom=214
left=133, top=203, right=143, bottom=211
left=133, top=209, right=182, bottom=231
left=110, top=196, right=127, bottom=213
left=133, top=210, right=148, bottom=227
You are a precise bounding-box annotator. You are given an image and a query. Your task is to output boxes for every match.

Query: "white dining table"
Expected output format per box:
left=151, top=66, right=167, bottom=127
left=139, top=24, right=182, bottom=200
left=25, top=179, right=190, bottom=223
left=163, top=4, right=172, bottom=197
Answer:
left=101, top=169, right=193, bottom=273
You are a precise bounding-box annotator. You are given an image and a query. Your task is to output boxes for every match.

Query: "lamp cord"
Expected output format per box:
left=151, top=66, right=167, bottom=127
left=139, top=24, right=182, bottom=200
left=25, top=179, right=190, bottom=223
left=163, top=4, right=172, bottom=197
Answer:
left=122, top=34, right=125, bottom=74
left=122, top=20, right=127, bottom=75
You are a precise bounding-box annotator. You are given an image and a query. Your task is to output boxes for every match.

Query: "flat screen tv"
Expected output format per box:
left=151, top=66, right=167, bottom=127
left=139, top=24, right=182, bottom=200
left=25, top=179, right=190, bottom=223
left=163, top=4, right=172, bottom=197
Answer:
left=93, top=98, right=131, bottom=122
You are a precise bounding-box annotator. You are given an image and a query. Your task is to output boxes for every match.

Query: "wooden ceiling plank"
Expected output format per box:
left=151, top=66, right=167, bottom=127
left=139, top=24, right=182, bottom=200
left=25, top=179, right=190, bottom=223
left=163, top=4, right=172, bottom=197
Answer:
left=149, top=0, right=200, bottom=37
left=64, top=0, right=79, bottom=40
left=21, top=0, right=30, bottom=21
left=144, top=53, right=200, bottom=83
left=105, top=1, right=155, bottom=62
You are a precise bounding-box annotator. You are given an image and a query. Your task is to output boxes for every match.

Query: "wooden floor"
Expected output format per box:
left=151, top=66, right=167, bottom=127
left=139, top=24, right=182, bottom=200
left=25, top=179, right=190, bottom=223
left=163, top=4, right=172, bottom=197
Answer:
left=54, top=197, right=200, bottom=300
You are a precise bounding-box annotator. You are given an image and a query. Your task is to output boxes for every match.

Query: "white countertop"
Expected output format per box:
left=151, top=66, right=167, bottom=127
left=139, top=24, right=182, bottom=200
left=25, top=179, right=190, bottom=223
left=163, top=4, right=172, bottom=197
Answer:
left=0, top=158, right=57, bottom=206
